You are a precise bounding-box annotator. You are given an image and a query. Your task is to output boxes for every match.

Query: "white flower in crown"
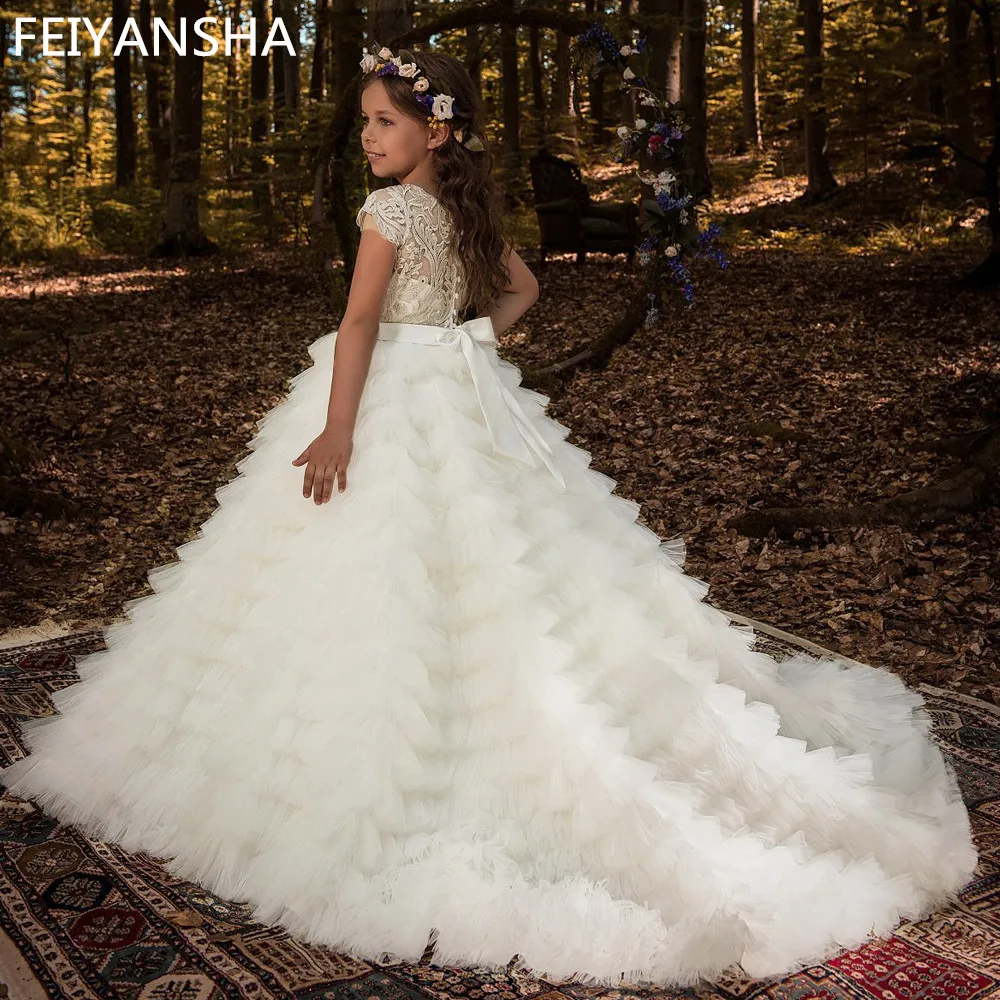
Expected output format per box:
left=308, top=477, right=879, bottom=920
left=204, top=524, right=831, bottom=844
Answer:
left=431, top=93, right=455, bottom=120
left=623, top=67, right=635, bottom=81
left=398, top=62, right=419, bottom=78
left=413, top=76, right=430, bottom=92
left=664, top=244, right=679, bottom=257
left=360, top=52, right=377, bottom=73
left=635, top=118, right=647, bottom=129
left=640, top=93, right=657, bottom=106
left=390, top=55, right=402, bottom=67
left=378, top=46, right=393, bottom=60
left=616, top=125, right=630, bottom=139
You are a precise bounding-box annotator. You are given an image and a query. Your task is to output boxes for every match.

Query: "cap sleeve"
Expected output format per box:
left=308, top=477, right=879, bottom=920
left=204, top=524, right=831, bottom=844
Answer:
left=356, top=186, right=407, bottom=247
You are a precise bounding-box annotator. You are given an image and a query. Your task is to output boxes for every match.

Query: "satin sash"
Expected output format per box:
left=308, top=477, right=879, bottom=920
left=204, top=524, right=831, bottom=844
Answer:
left=377, top=318, right=566, bottom=489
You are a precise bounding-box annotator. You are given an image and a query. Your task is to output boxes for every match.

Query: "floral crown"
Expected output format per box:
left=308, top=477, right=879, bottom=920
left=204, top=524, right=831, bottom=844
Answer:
left=360, top=45, right=485, bottom=151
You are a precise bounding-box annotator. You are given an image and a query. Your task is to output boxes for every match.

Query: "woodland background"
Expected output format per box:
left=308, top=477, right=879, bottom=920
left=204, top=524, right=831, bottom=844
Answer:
left=0, top=0, right=998, bottom=704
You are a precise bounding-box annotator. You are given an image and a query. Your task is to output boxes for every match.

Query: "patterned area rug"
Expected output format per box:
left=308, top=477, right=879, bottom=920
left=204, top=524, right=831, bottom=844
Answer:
left=0, top=627, right=997, bottom=1000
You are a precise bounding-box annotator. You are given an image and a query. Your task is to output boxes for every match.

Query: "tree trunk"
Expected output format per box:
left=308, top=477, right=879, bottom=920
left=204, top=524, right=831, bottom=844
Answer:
left=738, top=0, right=763, bottom=152
left=250, top=0, right=274, bottom=233
left=315, top=0, right=363, bottom=273
left=465, top=24, right=483, bottom=94
left=501, top=19, right=521, bottom=163
left=333, top=0, right=363, bottom=102
left=957, top=0, right=1000, bottom=289
left=620, top=0, right=634, bottom=123
left=273, top=0, right=287, bottom=128
left=553, top=29, right=577, bottom=154
left=225, top=0, right=241, bottom=180
left=682, top=0, right=711, bottom=198
left=156, top=0, right=215, bottom=256
left=63, top=53, right=77, bottom=173
left=640, top=0, right=682, bottom=104
left=800, top=0, right=838, bottom=203
left=729, top=425, right=1000, bottom=537
left=590, top=67, right=606, bottom=145
left=82, top=58, right=94, bottom=176
left=368, top=0, right=410, bottom=42
left=283, top=0, right=301, bottom=117
left=946, top=0, right=981, bottom=192
left=907, top=0, right=933, bottom=118
left=310, top=0, right=330, bottom=101
left=0, top=17, right=6, bottom=190
left=139, top=0, right=171, bottom=186
left=529, top=24, right=546, bottom=145
left=113, top=0, right=137, bottom=186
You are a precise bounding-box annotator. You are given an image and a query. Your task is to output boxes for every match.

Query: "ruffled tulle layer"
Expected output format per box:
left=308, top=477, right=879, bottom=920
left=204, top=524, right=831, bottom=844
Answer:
left=0, top=328, right=978, bottom=987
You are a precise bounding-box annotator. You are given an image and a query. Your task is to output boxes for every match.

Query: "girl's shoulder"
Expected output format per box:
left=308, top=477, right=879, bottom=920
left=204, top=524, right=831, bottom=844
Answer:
left=356, top=185, right=408, bottom=246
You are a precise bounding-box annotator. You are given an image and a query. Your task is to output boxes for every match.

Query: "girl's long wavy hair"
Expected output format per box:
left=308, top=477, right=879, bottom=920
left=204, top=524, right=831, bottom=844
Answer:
left=360, top=49, right=509, bottom=316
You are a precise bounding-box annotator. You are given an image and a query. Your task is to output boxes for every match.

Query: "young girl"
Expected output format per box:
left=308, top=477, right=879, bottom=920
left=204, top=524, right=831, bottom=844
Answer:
left=0, top=46, right=978, bottom=989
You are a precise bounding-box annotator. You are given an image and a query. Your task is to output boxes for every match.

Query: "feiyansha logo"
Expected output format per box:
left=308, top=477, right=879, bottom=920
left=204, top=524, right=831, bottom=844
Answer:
left=12, top=15, right=296, bottom=57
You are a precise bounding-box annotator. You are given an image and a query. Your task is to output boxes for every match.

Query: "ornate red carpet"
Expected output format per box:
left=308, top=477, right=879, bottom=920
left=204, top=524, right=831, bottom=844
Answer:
left=0, top=630, right=997, bottom=1000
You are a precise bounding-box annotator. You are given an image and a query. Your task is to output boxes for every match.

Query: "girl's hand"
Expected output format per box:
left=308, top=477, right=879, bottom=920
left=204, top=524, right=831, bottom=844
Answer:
left=291, top=424, right=353, bottom=503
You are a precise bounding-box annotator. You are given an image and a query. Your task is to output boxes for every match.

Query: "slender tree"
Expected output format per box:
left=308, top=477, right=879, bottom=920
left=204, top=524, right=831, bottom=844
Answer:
left=553, top=28, right=577, bottom=153
left=800, top=0, right=838, bottom=202
left=640, top=0, right=682, bottom=104
left=465, top=24, right=483, bottom=94
left=225, top=0, right=242, bottom=180
left=139, top=0, right=171, bottom=186
left=951, top=0, right=1000, bottom=288
left=283, top=0, right=301, bottom=117
left=528, top=24, right=546, bottom=145
left=682, top=0, right=711, bottom=197
left=368, top=0, right=410, bottom=42
left=250, top=0, right=274, bottom=230
left=907, top=0, right=934, bottom=118
left=273, top=0, right=288, bottom=128
left=310, top=0, right=331, bottom=100
left=738, top=0, right=763, bottom=152
left=113, top=0, right=137, bottom=185
left=81, top=57, right=94, bottom=176
left=1, top=17, right=9, bottom=190
left=501, top=18, right=522, bottom=163
left=156, top=0, right=215, bottom=255
left=947, top=0, right=982, bottom=190
left=621, top=0, right=635, bottom=123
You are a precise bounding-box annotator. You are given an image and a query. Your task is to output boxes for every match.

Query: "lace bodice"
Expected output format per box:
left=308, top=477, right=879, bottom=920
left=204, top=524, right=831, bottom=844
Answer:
left=356, top=184, right=467, bottom=328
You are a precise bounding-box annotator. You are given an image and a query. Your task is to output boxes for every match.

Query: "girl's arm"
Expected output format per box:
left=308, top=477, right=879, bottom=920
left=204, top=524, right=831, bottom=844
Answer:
left=324, top=227, right=396, bottom=429
left=486, top=245, right=539, bottom=335
left=292, top=226, right=396, bottom=502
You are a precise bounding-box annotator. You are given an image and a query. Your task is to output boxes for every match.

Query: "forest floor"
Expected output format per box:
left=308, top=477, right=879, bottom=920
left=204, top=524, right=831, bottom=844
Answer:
left=1, top=154, right=998, bottom=703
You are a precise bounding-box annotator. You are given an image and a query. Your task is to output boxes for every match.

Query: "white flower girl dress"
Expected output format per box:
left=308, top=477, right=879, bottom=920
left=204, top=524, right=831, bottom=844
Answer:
left=0, top=182, right=978, bottom=987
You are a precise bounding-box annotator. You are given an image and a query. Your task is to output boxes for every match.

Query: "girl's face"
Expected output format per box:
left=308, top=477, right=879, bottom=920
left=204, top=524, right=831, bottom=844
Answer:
left=360, top=79, right=440, bottom=181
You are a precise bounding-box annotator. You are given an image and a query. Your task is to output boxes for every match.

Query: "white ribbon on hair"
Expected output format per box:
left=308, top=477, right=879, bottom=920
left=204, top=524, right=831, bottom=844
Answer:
left=378, top=317, right=566, bottom=489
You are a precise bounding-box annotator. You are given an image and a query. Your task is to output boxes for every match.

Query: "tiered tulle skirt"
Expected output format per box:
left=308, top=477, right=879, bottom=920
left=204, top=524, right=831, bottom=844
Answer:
left=0, top=325, right=978, bottom=987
